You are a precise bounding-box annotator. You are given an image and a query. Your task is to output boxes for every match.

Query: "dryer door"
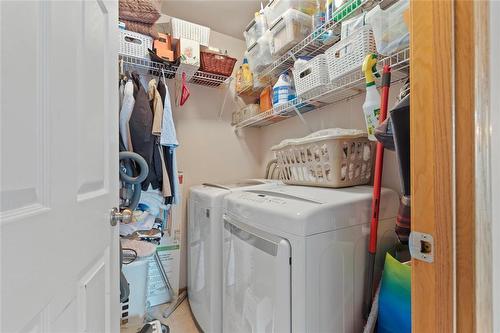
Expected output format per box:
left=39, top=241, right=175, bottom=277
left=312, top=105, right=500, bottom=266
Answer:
left=223, top=214, right=291, bottom=333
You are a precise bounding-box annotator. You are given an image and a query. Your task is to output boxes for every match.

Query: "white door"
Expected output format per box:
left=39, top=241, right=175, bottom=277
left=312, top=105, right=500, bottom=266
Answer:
left=0, top=1, right=119, bottom=332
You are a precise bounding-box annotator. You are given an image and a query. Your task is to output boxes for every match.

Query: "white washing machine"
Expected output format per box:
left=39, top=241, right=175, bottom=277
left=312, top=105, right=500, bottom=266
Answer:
left=222, top=185, right=399, bottom=333
left=187, top=179, right=283, bottom=333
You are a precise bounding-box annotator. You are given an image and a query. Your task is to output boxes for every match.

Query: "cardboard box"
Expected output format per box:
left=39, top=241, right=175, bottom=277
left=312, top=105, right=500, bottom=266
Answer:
left=174, top=37, right=200, bottom=67
left=154, top=33, right=175, bottom=62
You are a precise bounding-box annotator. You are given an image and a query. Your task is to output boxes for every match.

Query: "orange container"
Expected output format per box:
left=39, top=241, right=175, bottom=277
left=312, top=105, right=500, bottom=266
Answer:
left=259, top=86, right=273, bottom=113
left=154, top=33, right=174, bottom=61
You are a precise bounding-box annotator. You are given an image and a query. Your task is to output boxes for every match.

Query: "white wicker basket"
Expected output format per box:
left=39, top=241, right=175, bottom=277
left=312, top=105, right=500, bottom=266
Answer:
left=119, top=30, right=153, bottom=59
left=325, top=25, right=376, bottom=82
left=292, top=54, right=330, bottom=98
left=171, top=17, right=210, bottom=46
left=272, top=128, right=375, bottom=187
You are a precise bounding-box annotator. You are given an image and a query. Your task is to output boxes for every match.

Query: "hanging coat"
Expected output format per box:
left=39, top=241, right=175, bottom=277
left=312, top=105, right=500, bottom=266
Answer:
left=129, top=72, right=154, bottom=190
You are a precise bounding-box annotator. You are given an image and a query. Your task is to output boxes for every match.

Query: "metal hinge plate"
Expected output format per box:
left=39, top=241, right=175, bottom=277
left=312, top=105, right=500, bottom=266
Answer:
left=409, top=231, right=434, bottom=263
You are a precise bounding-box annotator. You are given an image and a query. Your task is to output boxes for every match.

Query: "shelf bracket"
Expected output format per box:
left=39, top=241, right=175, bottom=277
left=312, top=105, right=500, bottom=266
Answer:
left=291, top=106, right=313, bottom=134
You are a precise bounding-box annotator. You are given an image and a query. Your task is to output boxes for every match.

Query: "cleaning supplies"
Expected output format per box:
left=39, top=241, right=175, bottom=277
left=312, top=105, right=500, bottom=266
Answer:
left=260, top=86, right=273, bottom=113
left=362, top=54, right=381, bottom=141
left=241, top=57, right=253, bottom=90
left=272, top=72, right=295, bottom=107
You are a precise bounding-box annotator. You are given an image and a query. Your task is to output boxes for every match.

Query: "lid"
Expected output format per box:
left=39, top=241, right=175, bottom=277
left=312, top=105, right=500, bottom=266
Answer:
left=271, top=128, right=367, bottom=150
left=190, top=179, right=283, bottom=202
left=269, top=8, right=312, bottom=31
left=224, top=185, right=399, bottom=236
left=243, top=57, right=249, bottom=64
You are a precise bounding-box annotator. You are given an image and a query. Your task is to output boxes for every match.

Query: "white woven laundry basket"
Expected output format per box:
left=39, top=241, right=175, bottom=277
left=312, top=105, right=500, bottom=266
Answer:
left=119, top=30, right=153, bottom=59
left=292, top=54, right=330, bottom=99
left=272, top=128, right=375, bottom=187
left=325, top=25, right=377, bottom=82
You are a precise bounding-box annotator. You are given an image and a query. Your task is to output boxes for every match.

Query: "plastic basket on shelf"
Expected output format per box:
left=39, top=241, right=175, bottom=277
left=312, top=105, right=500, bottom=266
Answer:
left=272, top=128, right=375, bottom=187
left=119, top=30, right=153, bottom=59
left=171, top=17, right=210, bottom=46
left=240, top=104, right=260, bottom=121
left=292, top=54, right=329, bottom=98
left=200, top=52, right=237, bottom=77
left=325, top=25, right=376, bottom=82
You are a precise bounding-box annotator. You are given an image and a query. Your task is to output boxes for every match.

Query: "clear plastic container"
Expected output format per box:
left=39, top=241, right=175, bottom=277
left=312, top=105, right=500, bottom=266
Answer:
left=246, top=32, right=274, bottom=74
left=265, top=0, right=316, bottom=27
left=365, top=0, right=409, bottom=56
left=270, top=9, right=313, bottom=57
left=244, top=13, right=268, bottom=49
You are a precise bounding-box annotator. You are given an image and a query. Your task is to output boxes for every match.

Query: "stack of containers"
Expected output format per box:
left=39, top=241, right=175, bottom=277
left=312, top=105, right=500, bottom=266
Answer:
left=269, top=9, right=314, bottom=57
left=264, top=0, right=316, bottom=27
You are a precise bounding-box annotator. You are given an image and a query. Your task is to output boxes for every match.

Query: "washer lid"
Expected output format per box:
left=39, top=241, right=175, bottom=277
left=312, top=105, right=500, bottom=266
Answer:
left=189, top=179, right=283, bottom=204
left=223, top=185, right=399, bottom=236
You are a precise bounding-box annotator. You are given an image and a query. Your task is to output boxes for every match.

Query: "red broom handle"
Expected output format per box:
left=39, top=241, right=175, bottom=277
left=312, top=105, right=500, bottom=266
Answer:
left=368, top=65, right=391, bottom=254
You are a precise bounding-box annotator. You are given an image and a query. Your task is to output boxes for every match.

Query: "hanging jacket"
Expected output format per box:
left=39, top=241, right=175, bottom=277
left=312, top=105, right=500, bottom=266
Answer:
left=129, top=72, right=154, bottom=190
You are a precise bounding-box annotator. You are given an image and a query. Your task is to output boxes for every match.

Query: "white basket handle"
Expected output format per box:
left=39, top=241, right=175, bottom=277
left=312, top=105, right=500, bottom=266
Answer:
left=124, top=35, right=143, bottom=46
left=298, top=67, right=313, bottom=79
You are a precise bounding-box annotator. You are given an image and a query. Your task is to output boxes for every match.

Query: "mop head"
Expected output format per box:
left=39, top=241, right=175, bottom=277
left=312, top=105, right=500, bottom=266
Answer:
left=121, top=238, right=156, bottom=258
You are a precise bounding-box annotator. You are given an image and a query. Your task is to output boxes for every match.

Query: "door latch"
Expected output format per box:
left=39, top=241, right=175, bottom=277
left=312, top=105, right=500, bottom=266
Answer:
left=110, top=207, right=132, bottom=226
left=409, top=231, right=434, bottom=263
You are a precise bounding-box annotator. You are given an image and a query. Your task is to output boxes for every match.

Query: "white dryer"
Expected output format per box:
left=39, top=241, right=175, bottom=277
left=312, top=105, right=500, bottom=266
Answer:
left=222, top=185, right=399, bottom=333
left=187, top=179, right=283, bottom=333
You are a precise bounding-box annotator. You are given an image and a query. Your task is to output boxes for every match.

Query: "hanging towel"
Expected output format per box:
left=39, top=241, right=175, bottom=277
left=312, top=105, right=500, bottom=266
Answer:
left=119, top=80, right=135, bottom=151
left=148, top=78, right=164, bottom=136
left=157, top=79, right=178, bottom=147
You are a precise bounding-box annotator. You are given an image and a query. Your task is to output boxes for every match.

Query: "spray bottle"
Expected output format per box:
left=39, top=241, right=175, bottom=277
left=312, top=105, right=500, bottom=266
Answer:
left=362, top=54, right=381, bottom=141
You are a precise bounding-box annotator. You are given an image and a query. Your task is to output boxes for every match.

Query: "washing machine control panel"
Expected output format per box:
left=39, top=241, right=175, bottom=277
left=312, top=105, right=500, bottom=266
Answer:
left=238, top=192, right=287, bottom=205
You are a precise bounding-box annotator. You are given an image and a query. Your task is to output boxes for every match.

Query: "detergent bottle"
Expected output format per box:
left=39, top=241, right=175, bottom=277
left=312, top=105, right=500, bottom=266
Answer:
left=362, top=54, right=381, bottom=141
left=273, top=72, right=294, bottom=107
left=241, top=57, right=253, bottom=90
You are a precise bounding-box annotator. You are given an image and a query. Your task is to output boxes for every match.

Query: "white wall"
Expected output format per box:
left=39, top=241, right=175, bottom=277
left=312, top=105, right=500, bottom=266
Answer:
left=490, top=2, right=500, bottom=331
left=259, top=85, right=403, bottom=194
left=172, top=30, right=263, bottom=289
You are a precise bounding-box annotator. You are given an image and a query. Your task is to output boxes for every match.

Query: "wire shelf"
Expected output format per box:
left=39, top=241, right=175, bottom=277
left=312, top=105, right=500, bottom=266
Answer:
left=255, top=0, right=377, bottom=81
left=234, top=47, right=410, bottom=129
left=119, top=54, right=231, bottom=88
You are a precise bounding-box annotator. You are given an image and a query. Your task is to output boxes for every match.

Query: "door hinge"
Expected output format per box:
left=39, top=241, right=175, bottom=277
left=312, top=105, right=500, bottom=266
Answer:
left=409, top=231, right=434, bottom=263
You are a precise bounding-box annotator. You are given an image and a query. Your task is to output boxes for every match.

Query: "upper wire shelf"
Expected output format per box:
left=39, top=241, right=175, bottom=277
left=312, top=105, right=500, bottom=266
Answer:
left=255, top=0, right=377, bottom=82
left=234, top=47, right=410, bottom=129
left=119, top=54, right=231, bottom=88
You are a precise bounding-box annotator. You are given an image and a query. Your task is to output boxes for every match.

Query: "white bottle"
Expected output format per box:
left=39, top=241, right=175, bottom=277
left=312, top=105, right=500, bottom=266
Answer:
left=273, top=72, right=293, bottom=107
left=362, top=54, right=381, bottom=141
left=363, top=84, right=380, bottom=141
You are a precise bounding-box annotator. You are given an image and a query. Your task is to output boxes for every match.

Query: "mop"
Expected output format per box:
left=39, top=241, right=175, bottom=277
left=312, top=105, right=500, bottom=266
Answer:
left=362, top=58, right=392, bottom=320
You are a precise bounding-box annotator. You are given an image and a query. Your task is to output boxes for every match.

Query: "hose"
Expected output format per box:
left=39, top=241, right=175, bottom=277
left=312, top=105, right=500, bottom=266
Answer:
left=119, top=151, right=149, bottom=211
left=119, top=151, right=149, bottom=184
left=265, top=158, right=278, bottom=179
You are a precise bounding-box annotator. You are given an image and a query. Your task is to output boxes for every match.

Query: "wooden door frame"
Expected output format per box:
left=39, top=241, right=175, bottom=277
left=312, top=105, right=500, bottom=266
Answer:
left=411, top=0, right=492, bottom=331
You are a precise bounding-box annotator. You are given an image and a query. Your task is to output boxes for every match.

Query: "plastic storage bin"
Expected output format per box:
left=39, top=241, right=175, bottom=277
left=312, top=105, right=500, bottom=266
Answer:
left=270, top=9, right=313, bottom=57
left=119, top=30, right=153, bottom=59
left=264, top=0, right=316, bottom=27
left=246, top=32, right=274, bottom=74
left=244, top=13, right=268, bottom=49
left=272, top=128, right=375, bottom=187
left=292, top=54, right=329, bottom=98
left=365, top=0, right=410, bottom=55
left=325, top=25, right=376, bottom=82
left=171, top=17, right=210, bottom=46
